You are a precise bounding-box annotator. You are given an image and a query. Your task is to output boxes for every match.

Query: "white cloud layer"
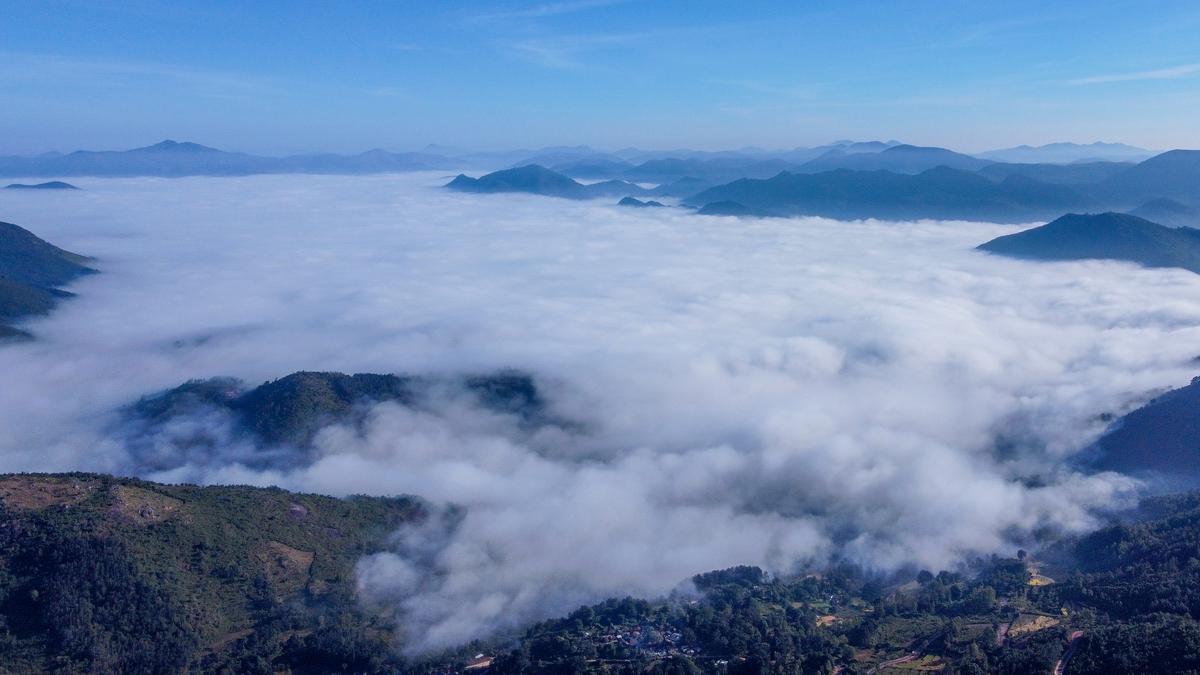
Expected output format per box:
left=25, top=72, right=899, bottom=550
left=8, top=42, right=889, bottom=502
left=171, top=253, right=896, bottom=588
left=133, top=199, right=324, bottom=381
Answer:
left=3, top=172, right=1200, bottom=650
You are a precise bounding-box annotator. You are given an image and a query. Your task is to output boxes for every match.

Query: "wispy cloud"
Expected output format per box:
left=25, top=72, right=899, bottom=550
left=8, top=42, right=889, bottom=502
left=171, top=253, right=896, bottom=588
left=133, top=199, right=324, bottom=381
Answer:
left=0, top=51, right=267, bottom=98
left=0, top=50, right=408, bottom=106
left=507, top=41, right=582, bottom=69
left=940, top=14, right=1066, bottom=49
left=475, top=0, right=628, bottom=21
left=503, top=31, right=652, bottom=69
left=367, top=85, right=407, bottom=98
left=1068, top=62, right=1200, bottom=85
left=706, top=78, right=822, bottom=99
left=498, top=20, right=749, bottom=70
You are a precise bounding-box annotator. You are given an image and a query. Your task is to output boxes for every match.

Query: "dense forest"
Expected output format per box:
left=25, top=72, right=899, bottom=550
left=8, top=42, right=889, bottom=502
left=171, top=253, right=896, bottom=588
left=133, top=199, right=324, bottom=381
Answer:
left=467, top=491, right=1200, bottom=675
left=0, top=473, right=420, bottom=674
left=4, top=474, right=1200, bottom=673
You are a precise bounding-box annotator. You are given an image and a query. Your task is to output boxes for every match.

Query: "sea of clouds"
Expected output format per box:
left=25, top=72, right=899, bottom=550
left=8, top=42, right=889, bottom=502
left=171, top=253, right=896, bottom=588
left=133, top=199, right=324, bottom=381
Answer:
left=4, top=172, right=1200, bottom=650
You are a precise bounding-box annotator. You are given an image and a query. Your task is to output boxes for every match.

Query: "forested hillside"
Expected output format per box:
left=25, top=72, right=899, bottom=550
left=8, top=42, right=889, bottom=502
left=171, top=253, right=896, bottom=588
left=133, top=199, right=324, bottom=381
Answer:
left=474, top=493, right=1200, bottom=674
left=0, top=474, right=420, bottom=673
left=5, top=474, right=1200, bottom=673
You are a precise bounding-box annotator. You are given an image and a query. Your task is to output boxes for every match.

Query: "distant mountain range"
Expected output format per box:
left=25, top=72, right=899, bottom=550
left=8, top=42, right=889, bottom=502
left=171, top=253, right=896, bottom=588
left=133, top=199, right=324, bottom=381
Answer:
left=977, top=212, right=1200, bottom=273
left=7, top=140, right=1198, bottom=225
left=3, top=139, right=894, bottom=180
left=683, top=166, right=1096, bottom=222
left=0, top=221, right=94, bottom=340
left=977, top=142, right=1155, bottom=164
left=620, top=140, right=902, bottom=163
left=684, top=150, right=1200, bottom=222
left=976, top=161, right=1133, bottom=186
left=0, top=138, right=1171, bottom=184
left=442, top=144, right=1200, bottom=223
left=0, top=140, right=458, bottom=177
left=793, top=144, right=992, bottom=174
left=538, top=142, right=968, bottom=185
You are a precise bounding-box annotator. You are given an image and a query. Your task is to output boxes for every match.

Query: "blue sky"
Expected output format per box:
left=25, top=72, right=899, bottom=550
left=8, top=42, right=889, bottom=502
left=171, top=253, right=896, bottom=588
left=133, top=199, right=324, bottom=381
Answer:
left=2, top=0, right=1199, bottom=155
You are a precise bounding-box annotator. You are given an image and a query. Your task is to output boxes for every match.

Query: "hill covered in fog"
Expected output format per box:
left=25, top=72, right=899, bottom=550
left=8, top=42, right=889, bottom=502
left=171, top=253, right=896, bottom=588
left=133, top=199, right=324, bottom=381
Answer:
left=122, top=370, right=551, bottom=472
left=446, top=165, right=647, bottom=199
left=0, top=220, right=93, bottom=340
left=977, top=212, right=1200, bottom=273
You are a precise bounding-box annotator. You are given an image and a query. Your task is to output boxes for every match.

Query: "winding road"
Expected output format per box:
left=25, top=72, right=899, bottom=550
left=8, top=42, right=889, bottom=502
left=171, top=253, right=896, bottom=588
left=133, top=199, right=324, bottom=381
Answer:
left=1053, top=630, right=1085, bottom=675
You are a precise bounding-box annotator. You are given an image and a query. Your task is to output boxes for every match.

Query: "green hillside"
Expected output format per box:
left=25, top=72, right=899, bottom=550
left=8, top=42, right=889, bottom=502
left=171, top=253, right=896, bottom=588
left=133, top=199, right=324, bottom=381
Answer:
left=479, top=492, right=1200, bottom=674
left=0, top=473, right=421, bottom=674
left=6, top=472, right=1200, bottom=674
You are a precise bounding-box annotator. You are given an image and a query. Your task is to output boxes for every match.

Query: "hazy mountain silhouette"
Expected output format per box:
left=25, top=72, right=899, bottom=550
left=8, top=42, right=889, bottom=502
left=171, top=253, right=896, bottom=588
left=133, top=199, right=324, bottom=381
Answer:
left=535, top=141, right=902, bottom=183
left=685, top=166, right=1094, bottom=222
left=977, top=142, right=1154, bottom=164
left=0, top=140, right=457, bottom=177
left=606, top=140, right=896, bottom=165
left=978, top=212, right=1200, bottom=273
left=620, top=157, right=798, bottom=183
left=670, top=148, right=1200, bottom=222
left=1129, top=198, right=1200, bottom=229
left=550, top=157, right=636, bottom=178
left=648, top=176, right=714, bottom=197
left=507, top=146, right=620, bottom=169
left=696, top=201, right=772, bottom=217
left=796, top=144, right=993, bottom=174
left=4, top=181, right=80, bottom=190
left=1097, top=150, right=1200, bottom=206
left=977, top=161, right=1132, bottom=186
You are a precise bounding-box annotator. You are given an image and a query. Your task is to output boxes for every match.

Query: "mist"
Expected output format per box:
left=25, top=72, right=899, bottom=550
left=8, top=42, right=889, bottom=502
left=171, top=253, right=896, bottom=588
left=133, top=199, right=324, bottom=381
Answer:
left=3, top=172, right=1200, bottom=651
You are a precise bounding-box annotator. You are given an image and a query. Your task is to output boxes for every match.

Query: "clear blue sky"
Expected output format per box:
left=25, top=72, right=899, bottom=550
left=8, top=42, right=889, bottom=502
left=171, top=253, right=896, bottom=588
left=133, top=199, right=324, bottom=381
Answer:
left=2, top=0, right=1198, bottom=155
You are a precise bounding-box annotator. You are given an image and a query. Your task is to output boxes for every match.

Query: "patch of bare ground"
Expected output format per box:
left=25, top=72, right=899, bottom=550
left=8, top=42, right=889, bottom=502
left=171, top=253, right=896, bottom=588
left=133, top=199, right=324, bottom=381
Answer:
left=0, top=475, right=95, bottom=510
left=109, top=484, right=183, bottom=524
left=206, top=628, right=255, bottom=654
left=259, top=540, right=314, bottom=596
left=1008, top=613, right=1060, bottom=638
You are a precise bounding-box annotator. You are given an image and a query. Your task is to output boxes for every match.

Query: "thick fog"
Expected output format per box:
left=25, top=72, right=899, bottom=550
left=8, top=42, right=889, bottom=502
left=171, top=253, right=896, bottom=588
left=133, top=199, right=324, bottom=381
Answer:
left=4, top=173, right=1200, bottom=651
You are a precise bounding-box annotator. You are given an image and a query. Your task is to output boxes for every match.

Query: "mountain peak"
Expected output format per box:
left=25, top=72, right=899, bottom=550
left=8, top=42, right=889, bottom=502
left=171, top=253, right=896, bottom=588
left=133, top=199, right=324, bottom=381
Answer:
left=134, top=140, right=220, bottom=153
